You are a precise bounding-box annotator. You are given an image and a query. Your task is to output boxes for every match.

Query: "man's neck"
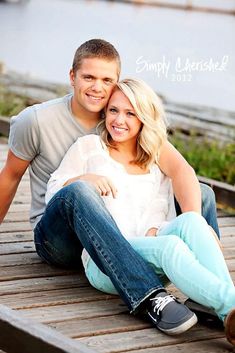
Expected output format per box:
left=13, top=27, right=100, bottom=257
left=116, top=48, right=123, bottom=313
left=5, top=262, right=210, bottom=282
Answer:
left=71, top=97, right=101, bottom=130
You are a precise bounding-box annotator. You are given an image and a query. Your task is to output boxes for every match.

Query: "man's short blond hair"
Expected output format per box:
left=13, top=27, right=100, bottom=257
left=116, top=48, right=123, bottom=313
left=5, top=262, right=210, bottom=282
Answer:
left=72, top=39, right=121, bottom=77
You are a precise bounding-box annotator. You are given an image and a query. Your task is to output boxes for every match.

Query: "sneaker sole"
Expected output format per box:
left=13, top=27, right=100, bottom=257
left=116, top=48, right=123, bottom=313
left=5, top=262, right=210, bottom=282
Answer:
left=158, top=313, right=198, bottom=335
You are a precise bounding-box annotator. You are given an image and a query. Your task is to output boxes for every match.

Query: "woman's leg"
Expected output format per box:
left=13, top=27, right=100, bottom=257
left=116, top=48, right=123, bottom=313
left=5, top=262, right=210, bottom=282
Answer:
left=158, top=212, right=233, bottom=285
left=85, top=226, right=235, bottom=322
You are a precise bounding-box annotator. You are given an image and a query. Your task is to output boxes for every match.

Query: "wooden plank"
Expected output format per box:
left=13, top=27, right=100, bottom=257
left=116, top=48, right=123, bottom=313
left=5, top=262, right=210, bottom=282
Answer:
left=3, top=212, right=30, bottom=222
left=220, top=226, right=235, bottom=237
left=0, top=275, right=88, bottom=295
left=218, top=217, right=235, bottom=227
left=0, top=241, right=35, bottom=255
left=0, top=263, right=76, bottom=282
left=0, top=252, right=42, bottom=267
left=0, top=304, right=96, bottom=353
left=17, top=299, right=128, bottom=323
left=0, top=287, right=115, bottom=310
left=0, top=222, right=32, bottom=233
left=0, top=231, right=33, bottom=243
left=50, top=314, right=151, bottom=339
left=127, top=337, right=232, bottom=353
left=76, top=326, right=225, bottom=353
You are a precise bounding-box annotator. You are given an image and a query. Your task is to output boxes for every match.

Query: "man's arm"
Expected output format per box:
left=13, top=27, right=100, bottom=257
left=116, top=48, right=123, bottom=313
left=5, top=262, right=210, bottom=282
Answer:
left=0, top=150, right=30, bottom=224
left=159, top=141, right=201, bottom=214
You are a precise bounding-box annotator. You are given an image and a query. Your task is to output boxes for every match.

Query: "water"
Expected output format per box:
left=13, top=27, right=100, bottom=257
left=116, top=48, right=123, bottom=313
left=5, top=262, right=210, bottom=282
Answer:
left=0, top=0, right=235, bottom=111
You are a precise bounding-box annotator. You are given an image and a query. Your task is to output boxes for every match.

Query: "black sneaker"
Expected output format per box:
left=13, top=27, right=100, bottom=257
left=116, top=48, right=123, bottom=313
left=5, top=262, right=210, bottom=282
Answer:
left=147, top=292, right=198, bottom=335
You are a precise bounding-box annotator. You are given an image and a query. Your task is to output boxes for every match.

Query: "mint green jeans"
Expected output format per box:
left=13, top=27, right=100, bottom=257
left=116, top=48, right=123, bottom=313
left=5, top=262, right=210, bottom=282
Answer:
left=85, top=212, right=235, bottom=321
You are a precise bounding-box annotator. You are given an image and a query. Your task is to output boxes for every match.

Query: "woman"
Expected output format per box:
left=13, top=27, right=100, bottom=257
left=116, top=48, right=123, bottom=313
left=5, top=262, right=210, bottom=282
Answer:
left=46, top=78, right=235, bottom=344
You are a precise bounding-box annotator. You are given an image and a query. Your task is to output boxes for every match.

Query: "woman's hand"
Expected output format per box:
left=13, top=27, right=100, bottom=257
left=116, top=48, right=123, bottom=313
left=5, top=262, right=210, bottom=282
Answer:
left=79, top=174, right=118, bottom=198
left=145, top=227, right=158, bottom=237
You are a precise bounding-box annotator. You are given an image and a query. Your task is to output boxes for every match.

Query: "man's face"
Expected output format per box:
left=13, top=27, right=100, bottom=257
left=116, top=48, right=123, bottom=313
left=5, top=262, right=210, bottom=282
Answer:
left=70, top=58, right=119, bottom=117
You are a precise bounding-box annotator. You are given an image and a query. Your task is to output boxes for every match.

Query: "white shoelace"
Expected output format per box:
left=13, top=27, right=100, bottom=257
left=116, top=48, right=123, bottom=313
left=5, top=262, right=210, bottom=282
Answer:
left=150, top=295, right=176, bottom=316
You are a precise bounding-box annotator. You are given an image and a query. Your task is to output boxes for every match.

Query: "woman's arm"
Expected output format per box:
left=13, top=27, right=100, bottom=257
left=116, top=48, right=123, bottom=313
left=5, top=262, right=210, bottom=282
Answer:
left=158, top=141, right=201, bottom=214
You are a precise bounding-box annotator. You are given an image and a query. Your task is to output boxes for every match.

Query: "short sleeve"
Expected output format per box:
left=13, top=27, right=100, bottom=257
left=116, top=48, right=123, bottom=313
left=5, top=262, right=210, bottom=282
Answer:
left=8, top=106, right=40, bottom=161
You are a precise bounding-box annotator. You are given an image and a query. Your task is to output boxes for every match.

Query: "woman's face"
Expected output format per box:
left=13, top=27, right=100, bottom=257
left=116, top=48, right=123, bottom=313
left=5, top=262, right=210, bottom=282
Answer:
left=105, top=89, right=142, bottom=145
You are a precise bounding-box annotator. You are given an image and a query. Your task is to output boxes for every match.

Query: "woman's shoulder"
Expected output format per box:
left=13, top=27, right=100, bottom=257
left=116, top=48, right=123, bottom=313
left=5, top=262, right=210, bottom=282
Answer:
left=74, top=134, right=104, bottom=154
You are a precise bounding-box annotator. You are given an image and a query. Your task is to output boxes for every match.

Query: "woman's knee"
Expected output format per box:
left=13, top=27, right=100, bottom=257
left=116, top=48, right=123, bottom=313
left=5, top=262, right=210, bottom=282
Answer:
left=177, top=211, right=205, bottom=225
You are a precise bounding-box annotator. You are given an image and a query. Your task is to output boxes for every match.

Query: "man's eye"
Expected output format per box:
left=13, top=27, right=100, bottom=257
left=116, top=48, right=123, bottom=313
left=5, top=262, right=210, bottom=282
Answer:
left=84, top=76, right=93, bottom=81
left=104, top=79, right=113, bottom=85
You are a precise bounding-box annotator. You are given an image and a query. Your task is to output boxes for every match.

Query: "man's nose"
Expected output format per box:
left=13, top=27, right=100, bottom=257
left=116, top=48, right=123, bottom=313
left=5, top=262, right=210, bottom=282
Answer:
left=91, top=80, right=102, bottom=92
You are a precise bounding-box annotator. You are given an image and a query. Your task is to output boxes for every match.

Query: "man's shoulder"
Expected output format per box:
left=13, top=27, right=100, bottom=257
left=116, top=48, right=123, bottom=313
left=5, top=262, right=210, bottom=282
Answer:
left=11, top=94, right=72, bottom=124
left=34, top=94, right=72, bottom=115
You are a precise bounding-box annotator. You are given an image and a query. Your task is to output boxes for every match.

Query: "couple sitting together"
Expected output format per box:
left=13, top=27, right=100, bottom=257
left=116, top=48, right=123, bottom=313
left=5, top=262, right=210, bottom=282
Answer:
left=2, top=39, right=235, bottom=345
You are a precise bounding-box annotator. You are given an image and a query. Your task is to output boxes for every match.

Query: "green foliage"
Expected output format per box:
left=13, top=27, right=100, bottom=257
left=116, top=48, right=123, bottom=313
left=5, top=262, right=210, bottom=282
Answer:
left=170, top=131, right=235, bottom=185
left=0, top=85, right=30, bottom=117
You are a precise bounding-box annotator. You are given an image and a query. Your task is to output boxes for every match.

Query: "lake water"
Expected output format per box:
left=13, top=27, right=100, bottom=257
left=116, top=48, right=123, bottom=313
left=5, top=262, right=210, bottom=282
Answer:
left=0, top=0, right=235, bottom=111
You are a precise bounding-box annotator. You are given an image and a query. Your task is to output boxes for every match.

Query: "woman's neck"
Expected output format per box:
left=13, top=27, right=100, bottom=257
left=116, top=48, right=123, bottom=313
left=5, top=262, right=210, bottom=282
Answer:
left=108, top=143, right=149, bottom=175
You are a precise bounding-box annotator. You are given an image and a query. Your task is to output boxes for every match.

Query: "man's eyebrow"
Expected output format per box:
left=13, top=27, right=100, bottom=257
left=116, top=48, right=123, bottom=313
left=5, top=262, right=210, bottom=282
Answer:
left=82, top=73, right=94, bottom=77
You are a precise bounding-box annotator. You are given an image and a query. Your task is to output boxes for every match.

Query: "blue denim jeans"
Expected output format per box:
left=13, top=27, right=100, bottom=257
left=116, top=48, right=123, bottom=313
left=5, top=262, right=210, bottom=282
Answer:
left=85, top=212, right=233, bottom=321
left=34, top=181, right=163, bottom=312
left=34, top=181, right=219, bottom=312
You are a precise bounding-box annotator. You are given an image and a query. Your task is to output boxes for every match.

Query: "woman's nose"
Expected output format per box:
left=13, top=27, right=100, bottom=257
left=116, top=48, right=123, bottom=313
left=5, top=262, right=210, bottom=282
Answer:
left=115, top=113, right=125, bottom=125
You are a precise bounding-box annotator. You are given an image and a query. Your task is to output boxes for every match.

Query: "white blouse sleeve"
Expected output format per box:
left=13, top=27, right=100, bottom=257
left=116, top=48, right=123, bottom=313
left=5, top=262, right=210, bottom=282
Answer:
left=140, top=171, right=176, bottom=235
left=45, top=139, right=86, bottom=204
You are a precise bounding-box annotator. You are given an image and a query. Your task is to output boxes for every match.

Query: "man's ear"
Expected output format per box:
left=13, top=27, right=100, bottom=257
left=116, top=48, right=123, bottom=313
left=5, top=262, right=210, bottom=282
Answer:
left=69, top=69, right=75, bottom=86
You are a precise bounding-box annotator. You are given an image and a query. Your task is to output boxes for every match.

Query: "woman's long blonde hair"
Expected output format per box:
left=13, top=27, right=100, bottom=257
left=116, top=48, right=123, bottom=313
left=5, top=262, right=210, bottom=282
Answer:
left=100, top=78, right=168, bottom=169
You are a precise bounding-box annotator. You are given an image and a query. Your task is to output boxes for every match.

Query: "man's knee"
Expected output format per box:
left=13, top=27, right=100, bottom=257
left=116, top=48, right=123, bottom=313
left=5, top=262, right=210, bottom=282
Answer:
left=56, top=180, right=99, bottom=204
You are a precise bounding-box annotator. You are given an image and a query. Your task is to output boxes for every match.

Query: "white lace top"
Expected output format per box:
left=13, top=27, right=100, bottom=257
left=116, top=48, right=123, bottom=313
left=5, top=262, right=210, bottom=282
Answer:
left=46, top=134, right=176, bottom=268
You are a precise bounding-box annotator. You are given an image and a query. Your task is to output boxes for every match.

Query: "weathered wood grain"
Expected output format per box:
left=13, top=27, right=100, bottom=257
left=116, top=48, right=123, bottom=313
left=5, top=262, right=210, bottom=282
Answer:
left=0, top=304, right=96, bottom=353
left=76, top=326, right=225, bottom=353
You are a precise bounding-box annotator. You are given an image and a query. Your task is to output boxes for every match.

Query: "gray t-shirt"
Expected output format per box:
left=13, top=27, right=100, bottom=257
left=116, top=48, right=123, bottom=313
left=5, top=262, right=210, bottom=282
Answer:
left=9, top=94, right=97, bottom=229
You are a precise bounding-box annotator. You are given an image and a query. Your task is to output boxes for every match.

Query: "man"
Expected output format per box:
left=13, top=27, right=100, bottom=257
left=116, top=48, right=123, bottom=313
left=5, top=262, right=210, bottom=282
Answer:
left=0, top=39, right=219, bottom=336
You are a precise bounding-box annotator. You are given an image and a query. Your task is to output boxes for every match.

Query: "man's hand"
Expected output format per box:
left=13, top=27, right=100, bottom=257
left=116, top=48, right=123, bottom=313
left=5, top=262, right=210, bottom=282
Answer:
left=65, top=174, right=118, bottom=199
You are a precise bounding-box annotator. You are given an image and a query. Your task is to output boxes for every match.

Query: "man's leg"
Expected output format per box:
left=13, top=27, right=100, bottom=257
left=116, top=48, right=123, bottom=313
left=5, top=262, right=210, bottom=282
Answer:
left=175, top=183, right=220, bottom=238
left=34, top=181, right=163, bottom=312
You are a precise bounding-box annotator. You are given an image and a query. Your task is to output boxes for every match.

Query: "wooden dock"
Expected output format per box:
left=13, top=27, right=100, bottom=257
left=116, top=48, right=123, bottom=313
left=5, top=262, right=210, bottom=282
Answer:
left=0, top=140, right=235, bottom=353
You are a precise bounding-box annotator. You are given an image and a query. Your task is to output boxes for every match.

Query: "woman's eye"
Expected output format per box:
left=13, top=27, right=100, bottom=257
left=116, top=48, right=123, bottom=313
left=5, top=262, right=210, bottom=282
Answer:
left=127, top=112, right=136, bottom=117
left=109, top=108, right=117, bottom=113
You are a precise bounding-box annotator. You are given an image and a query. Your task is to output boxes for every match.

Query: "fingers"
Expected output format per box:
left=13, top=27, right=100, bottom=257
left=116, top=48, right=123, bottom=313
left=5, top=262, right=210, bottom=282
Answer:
left=96, top=177, right=118, bottom=198
left=78, top=174, right=117, bottom=198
